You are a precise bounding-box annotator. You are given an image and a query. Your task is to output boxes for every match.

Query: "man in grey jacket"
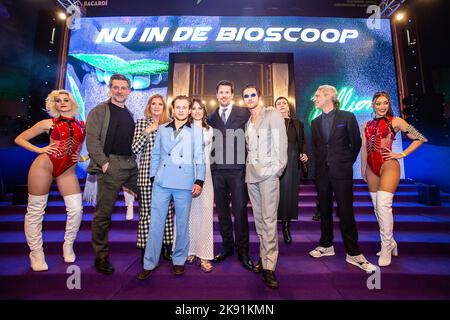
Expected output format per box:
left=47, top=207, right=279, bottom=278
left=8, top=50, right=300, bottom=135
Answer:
left=86, top=74, right=139, bottom=275
left=243, top=84, right=288, bottom=288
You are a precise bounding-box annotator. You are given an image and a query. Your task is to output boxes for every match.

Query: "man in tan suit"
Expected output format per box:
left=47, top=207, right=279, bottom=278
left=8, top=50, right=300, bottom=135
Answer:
left=243, top=84, right=288, bottom=288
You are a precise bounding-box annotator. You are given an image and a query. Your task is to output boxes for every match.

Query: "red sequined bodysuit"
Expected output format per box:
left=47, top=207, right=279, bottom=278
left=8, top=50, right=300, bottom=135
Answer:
left=364, top=116, right=396, bottom=177
left=48, top=116, right=86, bottom=177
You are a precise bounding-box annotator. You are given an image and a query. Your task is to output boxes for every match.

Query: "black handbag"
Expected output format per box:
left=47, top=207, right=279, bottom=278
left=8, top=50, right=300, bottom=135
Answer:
left=300, top=159, right=308, bottom=178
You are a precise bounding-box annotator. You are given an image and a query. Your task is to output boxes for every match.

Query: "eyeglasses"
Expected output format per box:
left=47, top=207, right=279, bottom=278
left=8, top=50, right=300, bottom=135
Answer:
left=243, top=93, right=257, bottom=99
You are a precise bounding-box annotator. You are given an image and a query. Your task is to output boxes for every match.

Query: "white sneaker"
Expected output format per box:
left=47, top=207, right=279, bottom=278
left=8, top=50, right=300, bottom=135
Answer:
left=29, top=249, right=48, bottom=272
left=346, top=254, right=377, bottom=272
left=309, top=246, right=335, bottom=258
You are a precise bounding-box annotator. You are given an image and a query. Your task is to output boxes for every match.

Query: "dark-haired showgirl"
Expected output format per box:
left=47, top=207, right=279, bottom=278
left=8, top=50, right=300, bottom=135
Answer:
left=361, top=91, right=427, bottom=266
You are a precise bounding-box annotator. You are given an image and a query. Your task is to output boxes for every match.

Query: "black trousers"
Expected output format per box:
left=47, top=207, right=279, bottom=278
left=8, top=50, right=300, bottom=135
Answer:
left=212, top=169, right=250, bottom=258
left=315, top=170, right=360, bottom=256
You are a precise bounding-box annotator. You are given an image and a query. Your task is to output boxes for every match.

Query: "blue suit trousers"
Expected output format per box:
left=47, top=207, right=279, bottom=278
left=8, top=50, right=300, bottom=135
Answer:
left=143, top=183, right=193, bottom=269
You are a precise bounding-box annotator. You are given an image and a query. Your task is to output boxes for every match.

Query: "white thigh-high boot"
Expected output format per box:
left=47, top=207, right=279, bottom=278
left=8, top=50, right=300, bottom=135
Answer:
left=123, top=189, right=134, bottom=221
left=370, top=191, right=378, bottom=219
left=370, top=192, right=382, bottom=256
left=25, top=194, right=49, bottom=271
left=63, top=193, right=83, bottom=263
left=376, top=190, right=398, bottom=266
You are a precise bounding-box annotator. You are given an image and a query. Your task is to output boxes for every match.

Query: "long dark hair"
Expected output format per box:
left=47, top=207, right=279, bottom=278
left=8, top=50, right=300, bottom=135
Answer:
left=372, top=91, right=394, bottom=117
left=275, top=96, right=297, bottom=119
left=190, top=98, right=210, bottom=129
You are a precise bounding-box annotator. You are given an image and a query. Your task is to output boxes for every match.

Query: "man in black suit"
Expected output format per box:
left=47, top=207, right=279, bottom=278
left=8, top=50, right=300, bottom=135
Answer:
left=208, top=80, right=254, bottom=271
left=309, top=85, right=376, bottom=272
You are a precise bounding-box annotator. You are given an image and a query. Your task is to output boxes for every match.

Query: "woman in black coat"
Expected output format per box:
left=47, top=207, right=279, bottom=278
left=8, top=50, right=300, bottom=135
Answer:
left=274, top=97, right=308, bottom=244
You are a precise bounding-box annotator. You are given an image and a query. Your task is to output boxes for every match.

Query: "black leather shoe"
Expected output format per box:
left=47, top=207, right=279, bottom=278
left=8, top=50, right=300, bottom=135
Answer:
left=238, top=255, right=254, bottom=271
left=282, top=221, right=292, bottom=245
left=136, top=269, right=152, bottom=280
left=312, top=211, right=321, bottom=221
left=173, top=265, right=185, bottom=276
left=161, top=244, right=173, bottom=261
left=213, top=250, right=234, bottom=263
left=262, top=270, right=279, bottom=288
left=94, top=258, right=114, bottom=275
left=253, top=259, right=263, bottom=273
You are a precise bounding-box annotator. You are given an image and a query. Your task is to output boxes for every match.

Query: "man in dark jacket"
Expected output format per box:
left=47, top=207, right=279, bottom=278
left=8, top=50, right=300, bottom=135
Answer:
left=208, top=80, right=254, bottom=271
left=86, top=73, right=139, bottom=275
left=309, top=85, right=376, bottom=272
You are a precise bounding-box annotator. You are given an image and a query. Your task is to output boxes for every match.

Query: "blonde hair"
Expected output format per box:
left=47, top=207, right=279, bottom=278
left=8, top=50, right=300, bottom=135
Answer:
left=45, top=90, right=79, bottom=118
left=144, top=94, right=170, bottom=125
left=317, top=85, right=340, bottom=109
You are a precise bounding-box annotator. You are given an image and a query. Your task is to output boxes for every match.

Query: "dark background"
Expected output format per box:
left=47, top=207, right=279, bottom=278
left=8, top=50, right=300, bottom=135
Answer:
left=1, top=0, right=448, bottom=121
left=0, top=0, right=449, bottom=194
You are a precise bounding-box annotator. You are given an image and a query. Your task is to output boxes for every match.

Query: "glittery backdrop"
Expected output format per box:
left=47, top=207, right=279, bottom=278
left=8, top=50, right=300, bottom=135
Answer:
left=67, top=16, right=402, bottom=179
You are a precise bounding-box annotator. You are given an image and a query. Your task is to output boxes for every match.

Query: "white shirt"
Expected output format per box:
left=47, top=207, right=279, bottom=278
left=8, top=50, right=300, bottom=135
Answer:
left=246, top=121, right=257, bottom=153
left=219, top=104, right=233, bottom=123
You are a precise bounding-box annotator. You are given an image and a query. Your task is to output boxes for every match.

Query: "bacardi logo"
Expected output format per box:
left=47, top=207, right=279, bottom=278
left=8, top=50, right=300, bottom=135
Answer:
left=83, top=0, right=108, bottom=7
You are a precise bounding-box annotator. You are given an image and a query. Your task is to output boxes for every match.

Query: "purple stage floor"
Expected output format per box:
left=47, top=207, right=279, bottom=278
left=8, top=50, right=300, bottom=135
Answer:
left=1, top=180, right=450, bottom=300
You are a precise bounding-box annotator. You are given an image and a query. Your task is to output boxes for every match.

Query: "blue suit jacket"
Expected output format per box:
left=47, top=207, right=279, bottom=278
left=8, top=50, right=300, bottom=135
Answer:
left=151, top=121, right=206, bottom=190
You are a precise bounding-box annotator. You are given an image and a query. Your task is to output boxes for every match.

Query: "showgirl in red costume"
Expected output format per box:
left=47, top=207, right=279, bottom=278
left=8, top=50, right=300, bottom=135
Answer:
left=361, top=91, right=427, bottom=267
left=365, top=115, right=396, bottom=177
left=15, top=90, right=85, bottom=271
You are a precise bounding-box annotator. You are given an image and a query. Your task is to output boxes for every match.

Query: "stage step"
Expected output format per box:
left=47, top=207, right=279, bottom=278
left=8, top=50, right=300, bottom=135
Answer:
left=46, top=182, right=422, bottom=193
left=36, top=190, right=450, bottom=203
left=2, top=200, right=449, bottom=215
left=1, top=177, right=449, bottom=300
left=1, top=213, right=450, bottom=232
left=1, top=229, right=450, bottom=256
